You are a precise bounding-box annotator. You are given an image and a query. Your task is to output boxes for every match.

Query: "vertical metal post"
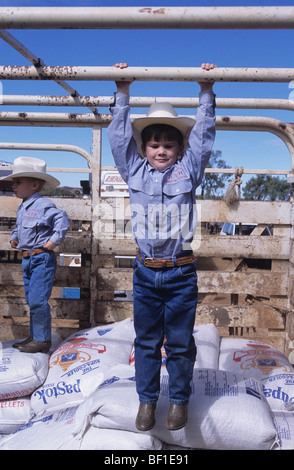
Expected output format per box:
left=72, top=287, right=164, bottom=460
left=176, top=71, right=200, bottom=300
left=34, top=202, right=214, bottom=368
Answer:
left=90, top=124, right=102, bottom=326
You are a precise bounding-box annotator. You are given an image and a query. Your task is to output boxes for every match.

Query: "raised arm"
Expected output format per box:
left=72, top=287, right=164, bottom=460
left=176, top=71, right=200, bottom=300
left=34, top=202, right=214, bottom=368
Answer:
left=182, top=62, right=217, bottom=188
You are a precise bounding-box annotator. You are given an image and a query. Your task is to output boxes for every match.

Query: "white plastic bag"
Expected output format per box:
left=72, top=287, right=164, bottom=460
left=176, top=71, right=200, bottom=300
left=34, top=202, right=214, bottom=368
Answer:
left=272, top=410, right=294, bottom=450
left=0, top=397, right=34, bottom=435
left=31, top=319, right=135, bottom=414
left=73, top=364, right=278, bottom=450
left=219, top=338, right=294, bottom=410
left=0, top=341, right=49, bottom=400
left=0, top=404, right=162, bottom=450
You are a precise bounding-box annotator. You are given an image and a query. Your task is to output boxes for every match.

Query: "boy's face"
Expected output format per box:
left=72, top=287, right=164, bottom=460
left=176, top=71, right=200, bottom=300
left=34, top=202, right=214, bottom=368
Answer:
left=142, top=136, right=184, bottom=172
left=12, top=177, right=41, bottom=200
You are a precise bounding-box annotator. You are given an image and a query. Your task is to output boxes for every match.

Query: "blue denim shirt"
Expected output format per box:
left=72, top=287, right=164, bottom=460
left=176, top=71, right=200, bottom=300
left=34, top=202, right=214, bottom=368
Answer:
left=107, top=91, right=216, bottom=258
left=10, top=192, right=70, bottom=251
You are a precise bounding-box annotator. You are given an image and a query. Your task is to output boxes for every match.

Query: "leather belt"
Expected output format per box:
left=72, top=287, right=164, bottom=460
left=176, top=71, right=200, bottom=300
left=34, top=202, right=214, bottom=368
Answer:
left=22, top=248, right=48, bottom=258
left=138, top=253, right=196, bottom=268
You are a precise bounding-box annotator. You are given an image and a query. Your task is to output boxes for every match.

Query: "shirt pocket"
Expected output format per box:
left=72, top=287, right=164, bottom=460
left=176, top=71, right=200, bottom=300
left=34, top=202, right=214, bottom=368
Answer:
left=21, top=217, right=39, bottom=239
left=128, top=176, right=154, bottom=216
left=162, top=178, right=193, bottom=215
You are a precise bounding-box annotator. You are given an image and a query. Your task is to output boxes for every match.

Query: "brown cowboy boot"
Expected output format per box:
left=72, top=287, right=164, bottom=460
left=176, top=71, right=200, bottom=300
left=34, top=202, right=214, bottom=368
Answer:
left=135, top=403, right=156, bottom=431
left=12, top=336, right=33, bottom=349
left=15, top=340, right=51, bottom=354
left=166, top=404, right=188, bottom=430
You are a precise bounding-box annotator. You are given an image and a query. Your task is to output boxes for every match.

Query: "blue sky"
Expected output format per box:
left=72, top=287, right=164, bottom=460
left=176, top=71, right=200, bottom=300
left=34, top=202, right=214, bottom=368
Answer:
left=0, top=0, right=293, bottom=188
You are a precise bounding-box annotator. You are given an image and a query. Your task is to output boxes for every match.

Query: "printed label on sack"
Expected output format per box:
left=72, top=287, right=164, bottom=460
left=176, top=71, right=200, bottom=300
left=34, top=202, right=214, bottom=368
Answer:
left=262, top=374, right=294, bottom=405
left=49, top=341, right=106, bottom=375
left=33, top=380, right=81, bottom=405
left=232, top=343, right=293, bottom=376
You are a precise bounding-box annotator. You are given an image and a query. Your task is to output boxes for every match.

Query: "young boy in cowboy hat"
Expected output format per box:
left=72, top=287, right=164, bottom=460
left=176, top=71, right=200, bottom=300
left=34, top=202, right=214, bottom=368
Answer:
left=107, top=63, right=217, bottom=431
left=1, top=157, right=70, bottom=353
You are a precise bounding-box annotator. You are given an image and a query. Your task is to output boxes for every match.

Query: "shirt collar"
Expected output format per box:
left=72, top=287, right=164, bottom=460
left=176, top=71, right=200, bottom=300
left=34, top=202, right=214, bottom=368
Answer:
left=145, top=159, right=175, bottom=174
left=22, top=192, right=41, bottom=209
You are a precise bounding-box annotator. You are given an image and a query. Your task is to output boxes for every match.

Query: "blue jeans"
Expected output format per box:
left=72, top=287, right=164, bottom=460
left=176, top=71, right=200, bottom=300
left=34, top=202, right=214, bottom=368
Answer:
left=22, top=251, right=57, bottom=342
left=133, top=255, right=198, bottom=405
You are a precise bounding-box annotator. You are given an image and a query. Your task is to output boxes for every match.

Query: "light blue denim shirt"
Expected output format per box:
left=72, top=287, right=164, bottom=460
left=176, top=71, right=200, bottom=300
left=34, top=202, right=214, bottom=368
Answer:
left=107, top=91, right=216, bottom=259
left=10, top=192, right=70, bottom=251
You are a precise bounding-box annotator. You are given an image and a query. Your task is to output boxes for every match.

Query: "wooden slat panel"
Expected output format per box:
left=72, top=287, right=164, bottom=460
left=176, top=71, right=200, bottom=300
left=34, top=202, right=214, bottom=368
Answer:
left=0, top=297, right=90, bottom=320
left=193, top=235, right=289, bottom=259
left=95, top=268, right=288, bottom=296
left=0, top=264, right=90, bottom=287
left=0, top=196, right=91, bottom=221
left=98, top=236, right=290, bottom=260
left=98, top=199, right=291, bottom=225
left=197, top=200, right=290, bottom=224
left=93, top=301, right=284, bottom=330
left=0, top=316, right=83, bottom=341
left=0, top=231, right=91, bottom=252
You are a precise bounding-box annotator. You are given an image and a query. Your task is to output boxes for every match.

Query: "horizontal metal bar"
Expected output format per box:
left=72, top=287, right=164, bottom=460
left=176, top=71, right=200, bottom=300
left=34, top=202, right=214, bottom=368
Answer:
left=0, top=113, right=293, bottom=168
left=1, top=95, right=294, bottom=111
left=0, top=66, right=293, bottom=83
left=3, top=161, right=288, bottom=177
left=0, top=112, right=292, bottom=134
left=0, top=142, right=92, bottom=163
left=0, top=6, right=293, bottom=29
left=205, top=168, right=290, bottom=176
left=0, top=30, right=98, bottom=115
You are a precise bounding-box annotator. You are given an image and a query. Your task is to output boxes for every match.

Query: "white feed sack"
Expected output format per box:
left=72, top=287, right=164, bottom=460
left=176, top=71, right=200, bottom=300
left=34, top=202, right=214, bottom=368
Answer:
left=272, top=410, right=294, bottom=450
left=219, top=338, right=294, bottom=411
left=31, top=318, right=135, bottom=415
left=0, top=397, right=34, bottom=435
left=0, top=404, right=163, bottom=451
left=130, top=323, right=220, bottom=372
left=73, top=364, right=278, bottom=451
left=0, top=340, right=49, bottom=400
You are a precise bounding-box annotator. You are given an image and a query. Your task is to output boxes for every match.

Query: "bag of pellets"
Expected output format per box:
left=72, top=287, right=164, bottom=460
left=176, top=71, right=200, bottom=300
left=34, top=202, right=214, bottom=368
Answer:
left=0, top=397, right=34, bottom=435
left=0, top=340, right=49, bottom=400
left=272, top=410, right=294, bottom=450
left=73, top=364, right=278, bottom=451
left=0, top=404, right=162, bottom=451
left=31, top=318, right=135, bottom=415
left=219, top=338, right=294, bottom=410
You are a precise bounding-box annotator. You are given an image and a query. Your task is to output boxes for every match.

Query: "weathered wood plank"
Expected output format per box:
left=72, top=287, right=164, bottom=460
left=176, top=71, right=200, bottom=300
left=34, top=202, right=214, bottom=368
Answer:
left=0, top=316, right=82, bottom=341
left=98, top=236, right=290, bottom=260
left=0, top=264, right=90, bottom=287
left=95, top=268, right=288, bottom=296
left=193, top=236, right=290, bottom=259
left=0, top=231, right=91, bottom=252
left=93, top=301, right=285, bottom=329
left=195, top=304, right=285, bottom=329
left=0, top=196, right=91, bottom=220
left=0, top=297, right=90, bottom=319
left=197, top=200, right=290, bottom=225
left=97, top=199, right=291, bottom=225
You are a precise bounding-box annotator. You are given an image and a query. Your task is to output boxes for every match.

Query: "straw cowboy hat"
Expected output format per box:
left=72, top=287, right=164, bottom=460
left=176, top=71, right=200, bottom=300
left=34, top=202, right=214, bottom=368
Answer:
left=131, top=102, right=195, bottom=155
left=0, top=156, right=60, bottom=188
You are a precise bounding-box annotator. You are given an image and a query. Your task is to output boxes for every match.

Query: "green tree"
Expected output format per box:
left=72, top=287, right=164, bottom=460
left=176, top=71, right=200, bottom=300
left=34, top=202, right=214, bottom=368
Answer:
left=242, top=175, right=290, bottom=201
left=199, top=150, right=232, bottom=199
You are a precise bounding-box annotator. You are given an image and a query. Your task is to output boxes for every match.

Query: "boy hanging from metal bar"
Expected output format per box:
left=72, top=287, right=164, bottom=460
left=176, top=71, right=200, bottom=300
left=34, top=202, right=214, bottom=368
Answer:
left=107, top=62, right=217, bottom=431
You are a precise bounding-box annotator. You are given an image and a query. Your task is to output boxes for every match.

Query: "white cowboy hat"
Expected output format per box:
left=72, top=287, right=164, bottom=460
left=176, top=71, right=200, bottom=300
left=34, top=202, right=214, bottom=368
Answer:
left=131, top=102, right=195, bottom=155
left=0, top=156, right=60, bottom=188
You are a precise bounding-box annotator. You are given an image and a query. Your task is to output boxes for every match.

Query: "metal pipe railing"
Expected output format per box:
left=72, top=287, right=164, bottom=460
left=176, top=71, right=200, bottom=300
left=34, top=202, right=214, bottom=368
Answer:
left=0, top=66, right=293, bottom=82
left=0, top=6, right=293, bottom=29
left=1, top=95, right=294, bottom=111
left=0, top=142, right=92, bottom=164
left=0, top=112, right=292, bottom=163
left=0, top=30, right=99, bottom=115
